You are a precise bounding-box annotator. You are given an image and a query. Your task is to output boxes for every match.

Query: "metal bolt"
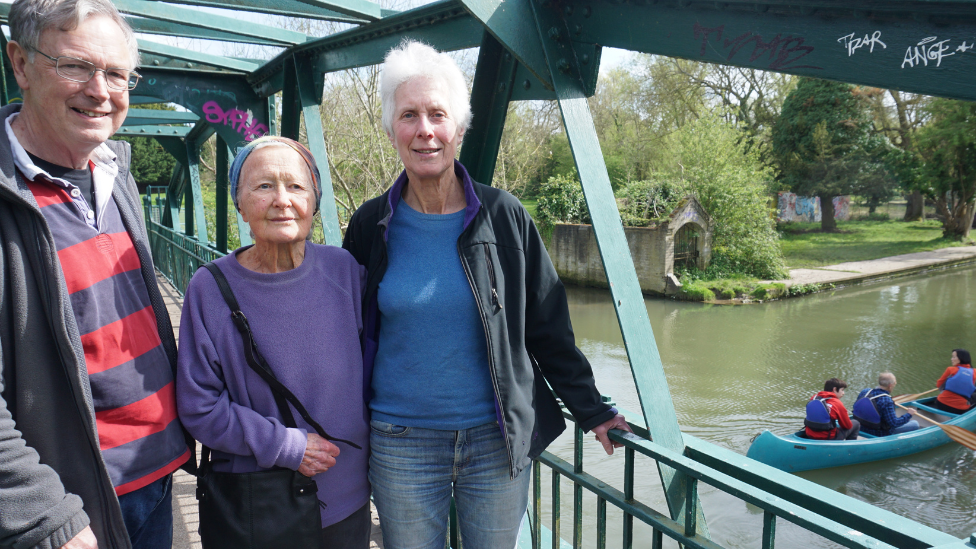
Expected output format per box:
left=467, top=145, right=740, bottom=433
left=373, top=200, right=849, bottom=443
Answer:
left=581, top=54, right=590, bottom=64
left=523, top=79, right=532, bottom=90
left=564, top=5, right=573, bottom=16
left=557, top=58, right=571, bottom=73
left=498, top=82, right=507, bottom=93
left=548, top=27, right=561, bottom=41
left=505, top=53, right=512, bottom=62
left=186, top=62, right=194, bottom=68
left=583, top=6, right=592, bottom=17
left=153, top=59, right=160, bottom=66
left=573, top=24, right=582, bottom=36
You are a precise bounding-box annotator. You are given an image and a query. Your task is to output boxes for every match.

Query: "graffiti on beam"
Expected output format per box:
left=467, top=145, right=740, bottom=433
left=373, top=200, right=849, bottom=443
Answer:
left=202, top=101, right=268, bottom=142
left=693, top=23, right=822, bottom=70
left=901, top=36, right=975, bottom=68
left=837, top=31, right=886, bottom=57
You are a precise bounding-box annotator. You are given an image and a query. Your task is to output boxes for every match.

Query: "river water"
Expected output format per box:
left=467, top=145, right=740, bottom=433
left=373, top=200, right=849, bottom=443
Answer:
left=545, top=265, right=976, bottom=548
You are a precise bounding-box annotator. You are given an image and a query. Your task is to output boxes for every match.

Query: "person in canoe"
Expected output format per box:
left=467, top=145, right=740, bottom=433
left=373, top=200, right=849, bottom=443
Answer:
left=804, top=378, right=860, bottom=440
left=931, top=349, right=974, bottom=415
left=854, top=373, right=919, bottom=436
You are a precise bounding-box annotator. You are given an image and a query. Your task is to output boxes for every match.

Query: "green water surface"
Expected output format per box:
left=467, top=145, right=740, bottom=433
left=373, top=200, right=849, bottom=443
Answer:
left=546, top=265, right=976, bottom=548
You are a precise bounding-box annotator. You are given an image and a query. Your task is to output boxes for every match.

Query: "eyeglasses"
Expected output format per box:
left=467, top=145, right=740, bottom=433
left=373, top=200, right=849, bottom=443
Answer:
left=30, top=48, right=140, bottom=91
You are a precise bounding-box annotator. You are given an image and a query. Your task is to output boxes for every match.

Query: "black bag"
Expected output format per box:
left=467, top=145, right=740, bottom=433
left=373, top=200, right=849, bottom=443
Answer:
left=195, top=262, right=361, bottom=549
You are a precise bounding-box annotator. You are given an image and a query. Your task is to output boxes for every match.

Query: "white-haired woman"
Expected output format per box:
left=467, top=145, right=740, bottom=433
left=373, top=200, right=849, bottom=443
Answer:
left=178, top=136, right=370, bottom=548
left=342, top=40, right=631, bottom=549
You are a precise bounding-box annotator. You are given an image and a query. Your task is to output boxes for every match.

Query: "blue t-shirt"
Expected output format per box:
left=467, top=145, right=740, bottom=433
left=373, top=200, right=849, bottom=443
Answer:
left=370, top=201, right=497, bottom=430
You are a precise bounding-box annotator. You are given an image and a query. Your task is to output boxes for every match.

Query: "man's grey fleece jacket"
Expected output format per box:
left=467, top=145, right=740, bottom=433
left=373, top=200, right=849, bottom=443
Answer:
left=0, top=104, right=180, bottom=549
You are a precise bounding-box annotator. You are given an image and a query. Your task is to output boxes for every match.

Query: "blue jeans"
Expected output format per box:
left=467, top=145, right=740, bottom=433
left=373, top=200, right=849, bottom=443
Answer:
left=892, top=420, right=920, bottom=434
left=117, top=474, right=173, bottom=549
left=369, top=421, right=531, bottom=549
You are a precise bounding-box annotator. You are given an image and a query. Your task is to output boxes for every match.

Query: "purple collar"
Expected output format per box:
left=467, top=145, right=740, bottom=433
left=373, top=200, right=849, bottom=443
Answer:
left=383, top=160, right=482, bottom=240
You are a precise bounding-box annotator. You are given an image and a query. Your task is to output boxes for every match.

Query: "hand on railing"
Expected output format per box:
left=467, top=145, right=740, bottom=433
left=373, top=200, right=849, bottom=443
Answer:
left=591, top=413, right=633, bottom=455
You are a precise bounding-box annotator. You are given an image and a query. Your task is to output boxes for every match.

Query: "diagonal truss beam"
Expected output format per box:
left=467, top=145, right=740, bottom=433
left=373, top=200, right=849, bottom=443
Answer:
left=150, top=0, right=381, bottom=22
left=114, top=125, right=192, bottom=137
left=127, top=16, right=292, bottom=46
left=137, top=39, right=260, bottom=72
left=525, top=0, right=710, bottom=537
left=115, top=0, right=308, bottom=46
left=248, top=0, right=480, bottom=95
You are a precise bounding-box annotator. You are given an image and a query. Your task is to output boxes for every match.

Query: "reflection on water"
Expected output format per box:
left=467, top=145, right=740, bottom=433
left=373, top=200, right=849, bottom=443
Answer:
left=547, top=266, right=976, bottom=548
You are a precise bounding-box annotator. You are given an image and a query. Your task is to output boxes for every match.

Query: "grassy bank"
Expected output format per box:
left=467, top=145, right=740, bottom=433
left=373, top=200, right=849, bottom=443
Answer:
left=779, top=219, right=966, bottom=268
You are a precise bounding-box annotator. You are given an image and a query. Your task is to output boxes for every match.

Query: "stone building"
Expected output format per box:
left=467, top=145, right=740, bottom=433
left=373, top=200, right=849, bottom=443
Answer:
left=546, top=196, right=712, bottom=295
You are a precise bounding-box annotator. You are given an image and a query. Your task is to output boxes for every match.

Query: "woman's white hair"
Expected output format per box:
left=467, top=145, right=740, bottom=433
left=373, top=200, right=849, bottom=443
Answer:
left=380, top=40, right=472, bottom=137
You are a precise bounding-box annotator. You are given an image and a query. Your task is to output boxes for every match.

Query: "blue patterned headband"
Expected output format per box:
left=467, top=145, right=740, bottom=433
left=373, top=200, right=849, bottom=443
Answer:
left=229, top=136, right=323, bottom=214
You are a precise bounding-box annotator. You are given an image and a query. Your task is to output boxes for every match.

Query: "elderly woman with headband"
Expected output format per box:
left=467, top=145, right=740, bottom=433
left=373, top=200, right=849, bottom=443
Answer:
left=177, top=136, right=370, bottom=547
left=342, top=40, right=630, bottom=548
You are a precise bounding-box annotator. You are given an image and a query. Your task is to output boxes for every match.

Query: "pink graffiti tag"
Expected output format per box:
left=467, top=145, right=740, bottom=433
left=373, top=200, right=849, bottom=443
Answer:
left=202, top=100, right=268, bottom=141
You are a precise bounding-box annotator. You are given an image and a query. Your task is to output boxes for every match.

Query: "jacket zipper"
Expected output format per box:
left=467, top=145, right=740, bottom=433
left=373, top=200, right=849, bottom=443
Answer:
left=484, top=243, right=502, bottom=311
left=458, top=238, right=515, bottom=477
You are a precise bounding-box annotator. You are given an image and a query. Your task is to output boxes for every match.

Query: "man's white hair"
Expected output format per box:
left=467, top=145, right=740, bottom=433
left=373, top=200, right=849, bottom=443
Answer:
left=379, top=40, right=471, bottom=137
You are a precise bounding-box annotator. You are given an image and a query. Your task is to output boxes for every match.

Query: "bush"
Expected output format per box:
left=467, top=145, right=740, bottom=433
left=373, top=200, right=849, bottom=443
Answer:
left=616, top=176, right=687, bottom=227
left=750, top=283, right=787, bottom=300
left=678, top=282, right=715, bottom=302
left=663, top=113, right=788, bottom=279
left=855, top=212, right=891, bottom=222
left=536, top=170, right=590, bottom=228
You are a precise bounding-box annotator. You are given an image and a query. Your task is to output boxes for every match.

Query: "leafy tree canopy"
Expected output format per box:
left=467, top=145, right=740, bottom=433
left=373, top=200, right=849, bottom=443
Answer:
left=915, top=97, right=976, bottom=239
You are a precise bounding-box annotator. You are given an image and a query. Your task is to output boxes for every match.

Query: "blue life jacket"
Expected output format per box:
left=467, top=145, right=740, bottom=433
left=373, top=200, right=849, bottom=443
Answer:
left=945, top=367, right=975, bottom=399
left=853, top=391, right=885, bottom=430
left=804, top=396, right=836, bottom=431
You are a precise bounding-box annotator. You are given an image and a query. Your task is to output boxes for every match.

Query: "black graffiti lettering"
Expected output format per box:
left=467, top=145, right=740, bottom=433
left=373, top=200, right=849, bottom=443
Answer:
left=693, top=22, right=725, bottom=56
left=697, top=25, right=821, bottom=70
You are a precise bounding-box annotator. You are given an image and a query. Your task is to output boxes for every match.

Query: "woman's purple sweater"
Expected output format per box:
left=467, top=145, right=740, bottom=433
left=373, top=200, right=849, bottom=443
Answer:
left=176, top=243, right=369, bottom=527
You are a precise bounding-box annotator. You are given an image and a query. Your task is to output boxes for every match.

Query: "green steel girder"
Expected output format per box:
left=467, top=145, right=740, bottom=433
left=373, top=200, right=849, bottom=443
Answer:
left=280, top=55, right=342, bottom=244
left=248, top=1, right=482, bottom=96
left=215, top=135, right=229, bottom=253
left=136, top=69, right=271, bottom=150
left=565, top=0, right=976, bottom=102
left=458, top=32, right=517, bottom=184
left=526, top=0, right=710, bottom=537
left=123, top=109, right=199, bottom=125
left=115, top=0, right=308, bottom=46
left=0, top=32, right=12, bottom=106
left=290, top=0, right=383, bottom=20
left=153, top=135, right=190, bottom=167
left=138, top=39, right=260, bottom=73
left=126, top=16, right=292, bottom=46
left=134, top=0, right=374, bottom=23
left=185, top=122, right=209, bottom=243
left=114, top=124, right=192, bottom=137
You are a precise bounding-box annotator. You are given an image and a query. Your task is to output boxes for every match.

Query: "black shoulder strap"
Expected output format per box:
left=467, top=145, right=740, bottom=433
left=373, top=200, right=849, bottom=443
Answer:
left=202, top=262, right=361, bottom=450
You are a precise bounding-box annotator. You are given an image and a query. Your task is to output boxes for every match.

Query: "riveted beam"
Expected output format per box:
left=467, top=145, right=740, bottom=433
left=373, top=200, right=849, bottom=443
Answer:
left=123, top=109, right=199, bottom=125
left=114, top=125, right=192, bottom=137
left=458, top=0, right=551, bottom=91
left=126, top=16, right=299, bottom=46
left=569, top=1, right=976, bottom=102
left=458, top=31, right=517, bottom=185
left=137, top=39, right=259, bottom=73
left=116, top=0, right=307, bottom=46
left=125, top=0, right=373, bottom=23
left=137, top=69, right=271, bottom=150
left=280, top=55, right=341, bottom=244
left=153, top=135, right=190, bottom=167
left=527, top=0, right=710, bottom=537
left=248, top=0, right=480, bottom=96
left=185, top=123, right=209, bottom=243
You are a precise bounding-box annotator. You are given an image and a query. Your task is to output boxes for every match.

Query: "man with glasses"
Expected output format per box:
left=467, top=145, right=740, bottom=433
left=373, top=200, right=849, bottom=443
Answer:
left=0, top=0, right=190, bottom=548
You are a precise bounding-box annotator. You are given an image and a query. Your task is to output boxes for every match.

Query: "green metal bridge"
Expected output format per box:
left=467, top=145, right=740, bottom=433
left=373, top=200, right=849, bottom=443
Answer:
left=9, top=0, right=976, bottom=546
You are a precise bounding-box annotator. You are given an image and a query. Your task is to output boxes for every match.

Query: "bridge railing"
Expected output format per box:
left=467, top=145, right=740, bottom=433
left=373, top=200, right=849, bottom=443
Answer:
left=524, top=407, right=968, bottom=549
left=144, top=188, right=226, bottom=295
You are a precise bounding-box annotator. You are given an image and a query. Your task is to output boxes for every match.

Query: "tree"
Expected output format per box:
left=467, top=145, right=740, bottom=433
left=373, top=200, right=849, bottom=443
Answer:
left=113, top=103, right=177, bottom=192
left=915, top=98, right=976, bottom=240
left=661, top=112, right=787, bottom=279
left=866, top=90, right=930, bottom=220
left=772, top=78, right=891, bottom=231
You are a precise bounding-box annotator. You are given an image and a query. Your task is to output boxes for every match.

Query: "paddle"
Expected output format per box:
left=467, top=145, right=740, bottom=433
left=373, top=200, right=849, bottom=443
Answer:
left=895, top=402, right=976, bottom=451
left=893, top=388, right=939, bottom=405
